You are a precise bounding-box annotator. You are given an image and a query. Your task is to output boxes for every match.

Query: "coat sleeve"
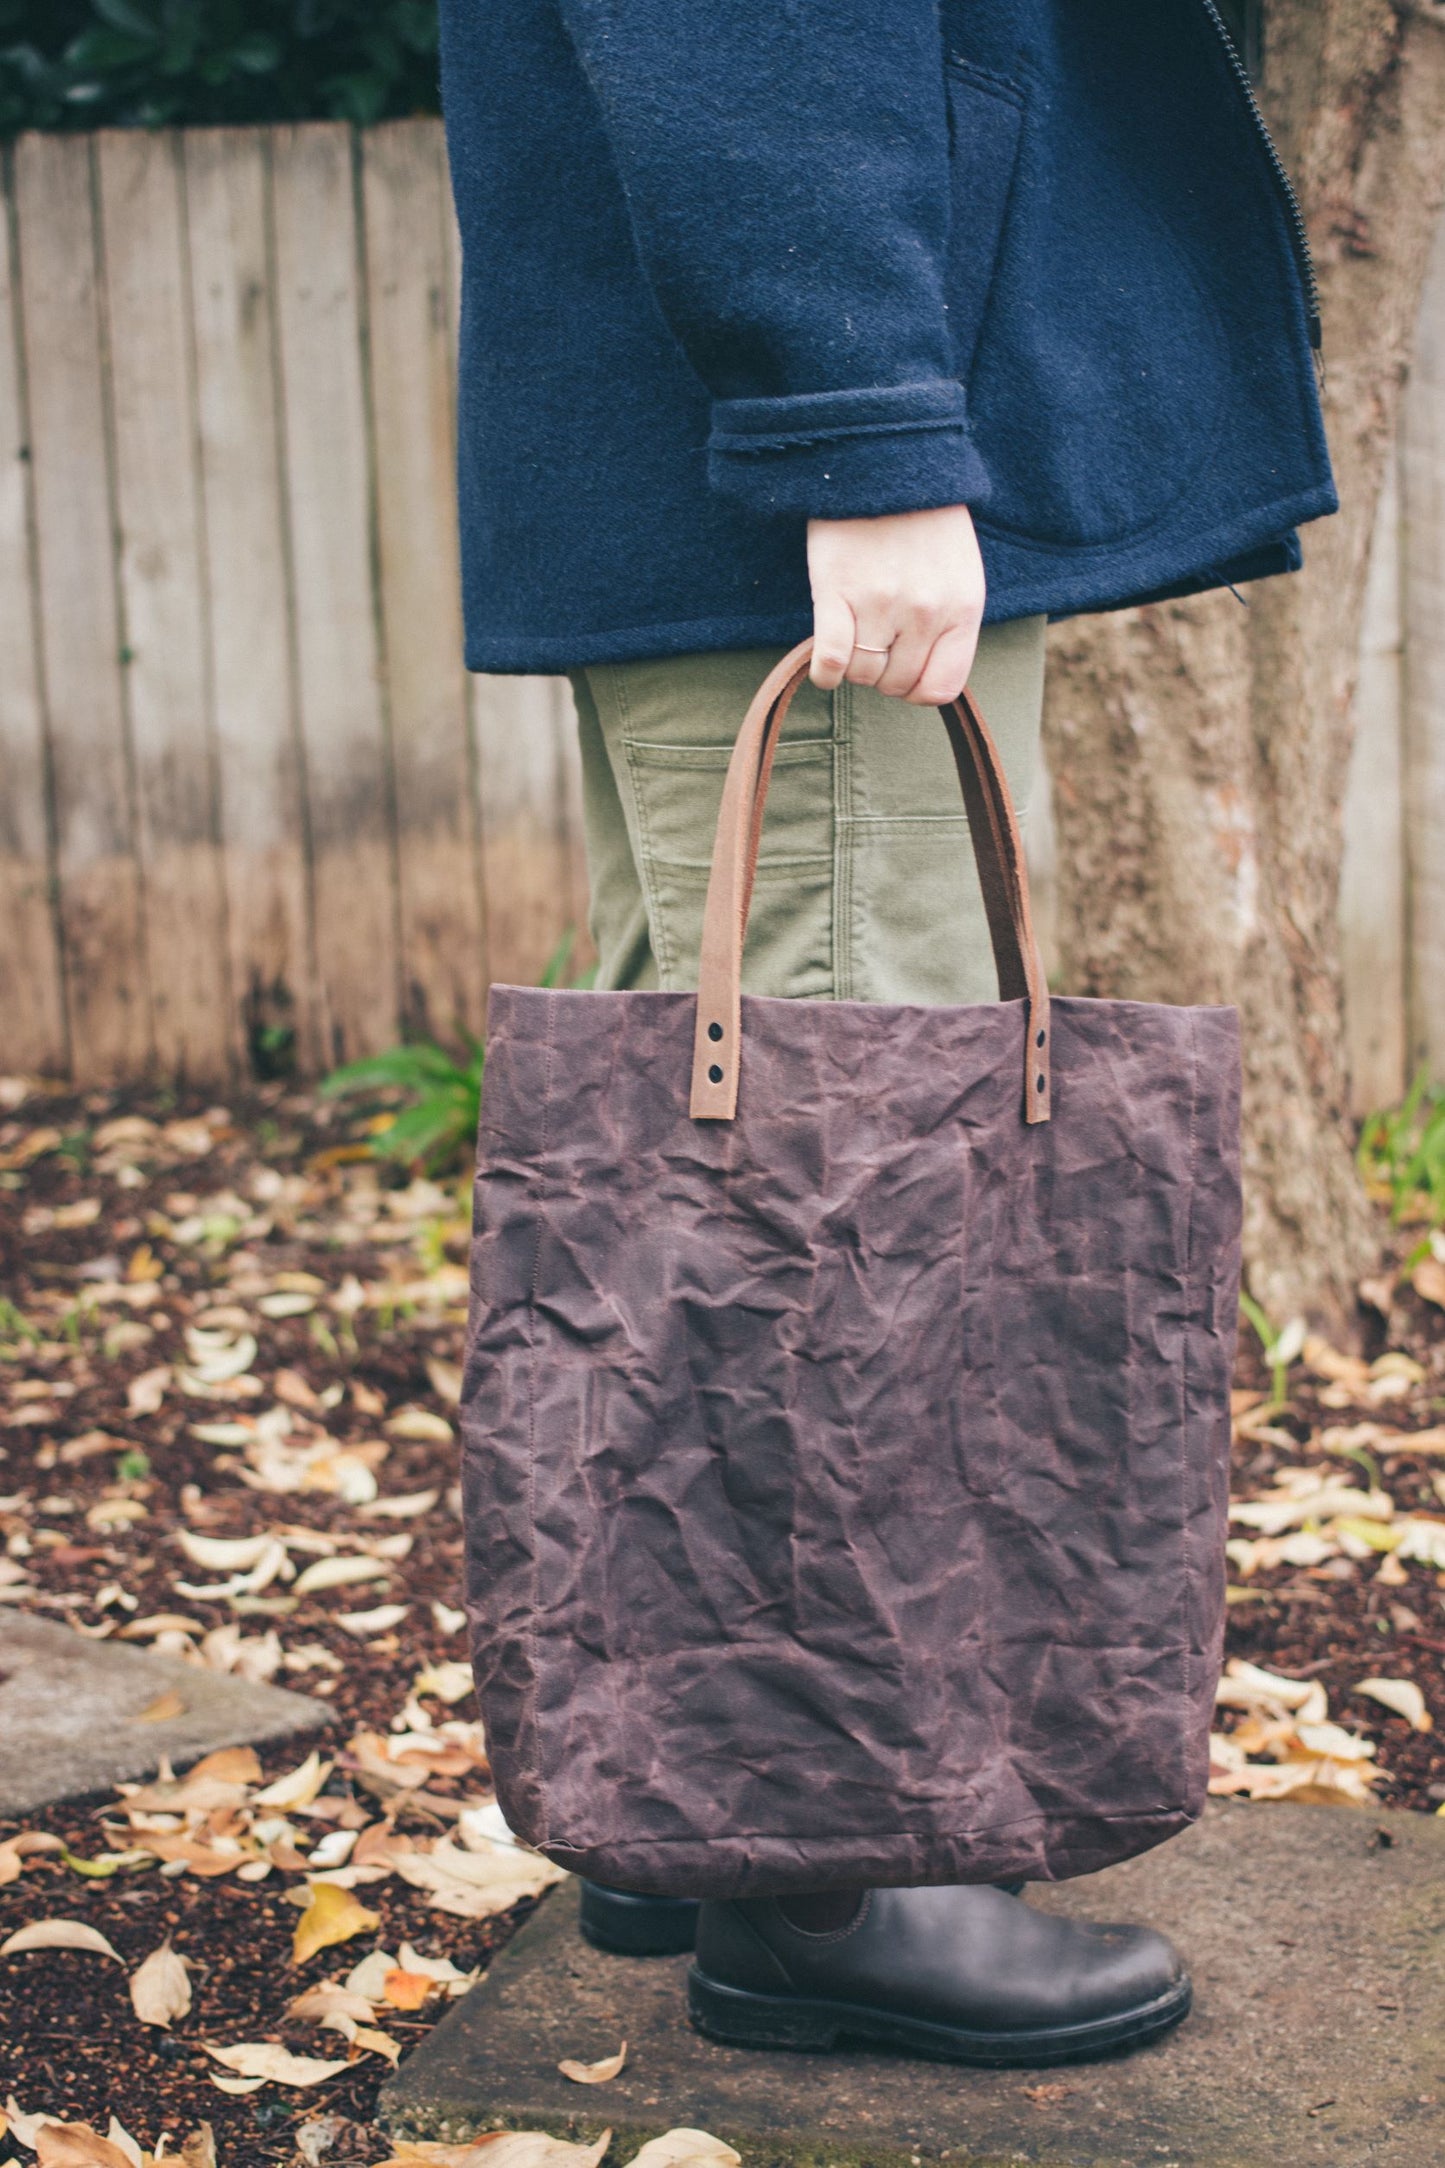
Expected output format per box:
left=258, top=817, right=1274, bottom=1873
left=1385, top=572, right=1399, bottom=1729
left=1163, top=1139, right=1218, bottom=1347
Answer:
left=554, top=0, right=989, bottom=521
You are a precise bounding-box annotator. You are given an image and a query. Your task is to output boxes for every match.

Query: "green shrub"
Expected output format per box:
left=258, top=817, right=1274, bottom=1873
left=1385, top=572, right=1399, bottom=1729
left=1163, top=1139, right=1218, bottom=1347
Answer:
left=0, top=1, right=440, bottom=136
left=322, top=935, right=593, bottom=1175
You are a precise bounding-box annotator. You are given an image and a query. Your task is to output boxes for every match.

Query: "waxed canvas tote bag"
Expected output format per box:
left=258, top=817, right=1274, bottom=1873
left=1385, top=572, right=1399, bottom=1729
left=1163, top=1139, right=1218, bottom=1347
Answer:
left=460, top=640, right=1242, bottom=1898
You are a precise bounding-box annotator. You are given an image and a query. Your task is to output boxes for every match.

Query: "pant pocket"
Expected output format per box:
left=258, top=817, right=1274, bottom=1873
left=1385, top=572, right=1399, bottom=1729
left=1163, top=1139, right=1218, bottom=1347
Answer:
left=622, top=737, right=836, bottom=996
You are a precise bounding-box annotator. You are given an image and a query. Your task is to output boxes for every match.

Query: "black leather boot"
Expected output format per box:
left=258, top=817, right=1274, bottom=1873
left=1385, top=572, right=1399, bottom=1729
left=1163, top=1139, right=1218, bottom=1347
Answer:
left=578, top=1880, right=700, bottom=1956
left=688, top=1885, right=1189, bottom=2065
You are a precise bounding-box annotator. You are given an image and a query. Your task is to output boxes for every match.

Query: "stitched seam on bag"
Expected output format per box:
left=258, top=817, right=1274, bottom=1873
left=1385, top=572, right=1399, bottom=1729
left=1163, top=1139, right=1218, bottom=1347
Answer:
left=543, top=1804, right=1191, bottom=1854
left=519, top=991, right=558, bottom=1849
left=1178, top=1008, right=1202, bottom=1760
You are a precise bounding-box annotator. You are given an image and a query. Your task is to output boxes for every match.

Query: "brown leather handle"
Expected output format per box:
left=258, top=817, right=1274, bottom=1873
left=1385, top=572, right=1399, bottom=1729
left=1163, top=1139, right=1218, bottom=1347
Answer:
left=690, top=638, right=1052, bottom=1125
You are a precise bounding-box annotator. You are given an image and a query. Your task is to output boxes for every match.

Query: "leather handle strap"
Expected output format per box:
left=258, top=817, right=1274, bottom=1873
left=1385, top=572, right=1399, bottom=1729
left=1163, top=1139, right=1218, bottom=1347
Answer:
left=690, top=638, right=1052, bottom=1125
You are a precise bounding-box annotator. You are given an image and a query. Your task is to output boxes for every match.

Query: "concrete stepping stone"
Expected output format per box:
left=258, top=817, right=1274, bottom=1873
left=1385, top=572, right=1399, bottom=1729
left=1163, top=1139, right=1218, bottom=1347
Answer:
left=0, top=1613, right=329, bottom=1815
left=381, top=1800, right=1445, bottom=2167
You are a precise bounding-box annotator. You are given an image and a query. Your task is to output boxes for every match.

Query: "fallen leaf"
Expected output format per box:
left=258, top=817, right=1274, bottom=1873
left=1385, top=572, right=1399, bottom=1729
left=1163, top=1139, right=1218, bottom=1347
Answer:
left=294, top=1881, right=382, bottom=1967
left=376, top=2135, right=612, bottom=2168
left=624, top=2135, right=740, bottom=2168
left=413, top=1661, right=474, bottom=1706
left=288, top=1982, right=377, bottom=2026
left=336, top=1604, right=411, bottom=1638
left=384, top=1406, right=453, bottom=1444
left=359, top=1489, right=441, bottom=1521
left=558, top=2041, right=628, bottom=2085
left=254, top=1751, right=332, bottom=1811
left=130, top=1941, right=193, bottom=2027
left=423, top=1357, right=463, bottom=1405
left=1, top=1920, right=123, bottom=1960
left=381, top=1968, right=437, bottom=2010
left=105, top=2123, right=144, bottom=2168
left=1413, top=1257, right=1445, bottom=1309
left=1355, top=1677, right=1434, bottom=1731
left=175, top=1530, right=283, bottom=1574
left=131, top=1690, right=187, bottom=1724
left=34, top=2122, right=135, bottom=2168
left=126, top=1367, right=171, bottom=1417
left=293, top=1555, right=391, bottom=1598
left=209, top=2076, right=266, bottom=2097
left=205, top=2043, right=349, bottom=2087
left=4, top=2098, right=63, bottom=2149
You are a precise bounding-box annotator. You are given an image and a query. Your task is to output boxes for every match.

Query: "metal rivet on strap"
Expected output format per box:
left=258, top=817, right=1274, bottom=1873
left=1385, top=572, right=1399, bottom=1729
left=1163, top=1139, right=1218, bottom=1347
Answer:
left=708, top=1064, right=724, bottom=1085
left=708, top=1022, right=724, bottom=1043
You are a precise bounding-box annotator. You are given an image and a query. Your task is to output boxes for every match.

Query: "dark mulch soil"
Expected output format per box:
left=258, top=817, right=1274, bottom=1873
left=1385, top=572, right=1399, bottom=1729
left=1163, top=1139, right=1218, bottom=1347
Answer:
left=1, top=1078, right=1443, bottom=2162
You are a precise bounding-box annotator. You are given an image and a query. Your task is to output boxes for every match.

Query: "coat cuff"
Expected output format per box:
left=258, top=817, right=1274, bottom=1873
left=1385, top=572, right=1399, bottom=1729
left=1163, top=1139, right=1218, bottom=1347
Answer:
left=706, top=381, right=990, bottom=520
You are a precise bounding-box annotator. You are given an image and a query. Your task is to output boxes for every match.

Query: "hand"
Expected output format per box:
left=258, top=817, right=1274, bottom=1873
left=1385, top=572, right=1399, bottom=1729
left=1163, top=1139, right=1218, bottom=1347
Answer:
left=807, top=504, right=986, bottom=705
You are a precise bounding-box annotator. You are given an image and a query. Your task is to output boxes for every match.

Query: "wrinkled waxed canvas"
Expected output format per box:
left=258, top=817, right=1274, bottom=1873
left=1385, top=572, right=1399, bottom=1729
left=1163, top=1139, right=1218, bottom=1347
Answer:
left=461, top=983, right=1241, bottom=1897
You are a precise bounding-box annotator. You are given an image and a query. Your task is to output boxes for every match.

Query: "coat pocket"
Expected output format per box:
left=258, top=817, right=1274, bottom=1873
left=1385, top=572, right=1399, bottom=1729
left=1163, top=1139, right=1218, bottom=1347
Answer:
left=943, top=61, right=1027, bottom=387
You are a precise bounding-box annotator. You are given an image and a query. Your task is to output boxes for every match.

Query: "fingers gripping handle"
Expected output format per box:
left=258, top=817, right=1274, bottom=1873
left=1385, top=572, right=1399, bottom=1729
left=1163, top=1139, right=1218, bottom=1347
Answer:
left=689, top=639, right=1052, bottom=1125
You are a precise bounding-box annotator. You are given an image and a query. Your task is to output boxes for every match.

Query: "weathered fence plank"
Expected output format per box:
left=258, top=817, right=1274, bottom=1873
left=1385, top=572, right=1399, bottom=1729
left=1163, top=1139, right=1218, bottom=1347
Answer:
left=183, top=127, right=314, bottom=1079
left=1402, top=203, right=1445, bottom=1082
left=0, top=154, right=65, bottom=1073
left=13, top=132, right=149, bottom=1080
left=361, top=119, right=487, bottom=1043
left=97, top=128, right=232, bottom=1082
left=472, top=673, right=582, bottom=989
left=271, top=122, right=399, bottom=1068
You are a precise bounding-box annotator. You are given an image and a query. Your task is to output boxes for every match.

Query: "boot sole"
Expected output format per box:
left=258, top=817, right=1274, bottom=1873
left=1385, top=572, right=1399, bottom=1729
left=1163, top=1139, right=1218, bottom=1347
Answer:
left=686, top=1965, right=1191, bottom=2067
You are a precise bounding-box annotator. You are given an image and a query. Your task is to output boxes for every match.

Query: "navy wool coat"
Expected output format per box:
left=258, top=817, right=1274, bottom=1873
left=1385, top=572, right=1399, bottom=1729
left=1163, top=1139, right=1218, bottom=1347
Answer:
left=438, top=0, right=1337, bottom=672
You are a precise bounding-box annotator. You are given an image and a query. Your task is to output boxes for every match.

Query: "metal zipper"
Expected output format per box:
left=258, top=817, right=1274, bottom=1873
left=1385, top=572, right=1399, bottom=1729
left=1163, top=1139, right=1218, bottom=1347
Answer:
left=1197, top=0, right=1323, bottom=353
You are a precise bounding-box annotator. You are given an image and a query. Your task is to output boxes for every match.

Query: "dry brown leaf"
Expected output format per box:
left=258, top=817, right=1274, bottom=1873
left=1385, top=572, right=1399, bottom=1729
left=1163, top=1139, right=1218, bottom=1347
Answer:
left=289, top=1982, right=378, bottom=2026
left=104, top=2121, right=144, bottom=2168
left=209, top=2075, right=266, bottom=2097
left=1, top=1920, right=123, bottom=1960
left=336, top=1605, right=411, bottom=1638
left=121, top=1745, right=262, bottom=1815
left=1355, top=1677, right=1434, bottom=1731
left=558, top=2041, right=628, bottom=2085
left=129, top=1941, right=193, bottom=2028
left=384, top=1406, right=454, bottom=1444
left=624, top=2135, right=740, bottom=2168
left=381, top=1967, right=437, bottom=2011
left=133, top=1833, right=255, bottom=1878
left=179, top=2126, right=218, bottom=2168
left=205, top=2043, right=349, bottom=2087
left=423, top=1357, right=464, bottom=1406
left=351, top=2024, right=402, bottom=2065
left=377, top=2133, right=612, bottom=2168
left=358, top=1490, right=441, bottom=1522
left=5, top=2098, right=63, bottom=2149
left=294, top=1881, right=382, bottom=1967
left=254, top=1751, right=332, bottom=1811
left=293, top=1555, right=391, bottom=1598
left=34, top=2122, right=136, bottom=2168
left=126, top=1366, right=171, bottom=1417
left=1412, top=1257, right=1445, bottom=1310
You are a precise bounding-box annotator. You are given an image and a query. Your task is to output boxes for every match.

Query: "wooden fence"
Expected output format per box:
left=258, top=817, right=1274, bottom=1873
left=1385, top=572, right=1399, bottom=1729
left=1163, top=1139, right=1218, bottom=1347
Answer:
left=0, top=115, right=1441, bottom=1104
left=0, top=117, right=587, bottom=1085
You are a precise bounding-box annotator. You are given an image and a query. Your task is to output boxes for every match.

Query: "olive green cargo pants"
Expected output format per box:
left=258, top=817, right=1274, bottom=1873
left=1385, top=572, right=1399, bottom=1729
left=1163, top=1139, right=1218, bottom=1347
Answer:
left=568, top=617, right=1046, bottom=1006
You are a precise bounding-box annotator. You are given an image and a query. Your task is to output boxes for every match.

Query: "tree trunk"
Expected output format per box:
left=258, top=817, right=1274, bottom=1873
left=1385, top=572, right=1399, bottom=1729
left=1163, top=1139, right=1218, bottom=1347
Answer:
left=1042, top=0, right=1445, bottom=1329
